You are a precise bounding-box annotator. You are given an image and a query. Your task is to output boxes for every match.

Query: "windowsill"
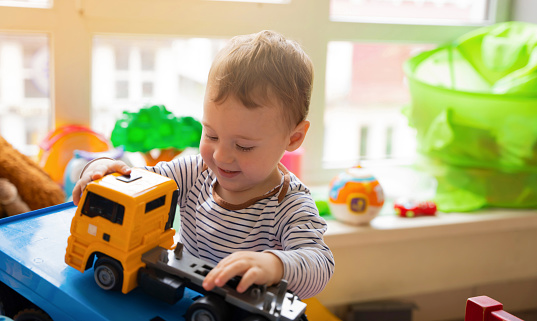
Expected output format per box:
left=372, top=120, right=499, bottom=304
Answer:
left=318, top=207, right=537, bottom=308
left=325, top=208, right=537, bottom=247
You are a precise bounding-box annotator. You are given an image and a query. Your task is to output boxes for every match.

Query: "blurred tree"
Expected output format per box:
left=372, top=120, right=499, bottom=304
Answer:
left=111, top=105, right=202, bottom=165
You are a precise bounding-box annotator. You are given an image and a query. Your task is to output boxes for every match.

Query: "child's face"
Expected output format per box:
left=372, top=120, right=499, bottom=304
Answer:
left=200, top=89, right=291, bottom=201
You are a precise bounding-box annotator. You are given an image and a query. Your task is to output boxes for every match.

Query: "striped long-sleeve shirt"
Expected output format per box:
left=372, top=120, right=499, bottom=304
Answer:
left=145, top=154, right=334, bottom=299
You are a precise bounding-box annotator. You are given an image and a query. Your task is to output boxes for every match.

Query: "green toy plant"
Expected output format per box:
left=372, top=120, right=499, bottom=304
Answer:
left=111, top=105, right=202, bottom=166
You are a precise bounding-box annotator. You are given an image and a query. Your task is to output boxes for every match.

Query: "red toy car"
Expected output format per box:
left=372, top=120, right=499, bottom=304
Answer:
left=394, top=199, right=437, bottom=217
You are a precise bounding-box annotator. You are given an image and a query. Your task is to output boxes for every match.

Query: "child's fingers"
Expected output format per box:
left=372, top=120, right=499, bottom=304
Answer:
left=203, top=265, right=229, bottom=291
left=203, top=262, right=242, bottom=291
left=214, top=262, right=245, bottom=288
left=72, top=174, right=93, bottom=205
left=202, top=252, right=282, bottom=293
left=236, top=268, right=261, bottom=293
left=72, top=182, right=83, bottom=205
left=72, top=160, right=130, bottom=206
left=202, top=267, right=219, bottom=291
left=108, top=161, right=131, bottom=176
left=210, top=261, right=264, bottom=293
left=90, top=161, right=130, bottom=179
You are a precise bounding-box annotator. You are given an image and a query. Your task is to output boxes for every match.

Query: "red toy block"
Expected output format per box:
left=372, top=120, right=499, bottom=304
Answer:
left=465, top=296, right=524, bottom=321
left=465, top=296, right=503, bottom=321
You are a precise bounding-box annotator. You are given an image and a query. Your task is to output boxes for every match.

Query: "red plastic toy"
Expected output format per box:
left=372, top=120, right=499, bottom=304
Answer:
left=394, top=199, right=437, bottom=217
left=465, top=296, right=523, bottom=321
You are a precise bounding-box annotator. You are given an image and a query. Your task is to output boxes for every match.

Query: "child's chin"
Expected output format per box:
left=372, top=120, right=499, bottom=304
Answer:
left=217, top=179, right=252, bottom=194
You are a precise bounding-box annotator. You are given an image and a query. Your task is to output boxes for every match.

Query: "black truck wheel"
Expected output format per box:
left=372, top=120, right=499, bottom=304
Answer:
left=94, top=257, right=123, bottom=291
left=185, top=295, right=231, bottom=321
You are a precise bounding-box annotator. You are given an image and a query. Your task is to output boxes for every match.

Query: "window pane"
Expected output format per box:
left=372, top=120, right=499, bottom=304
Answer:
left=330, top=0, right=490, bottom=24
left=0, top=0, right=52, bottom=8
left=0, top=33, right=51, bottom=156
left=145, top=195, right=166, bottom=213
left=92, top=36, right=227, bottom=137
left=82, top=192, right=125, bottom=225
left=323, top=42, right=435, bottom=167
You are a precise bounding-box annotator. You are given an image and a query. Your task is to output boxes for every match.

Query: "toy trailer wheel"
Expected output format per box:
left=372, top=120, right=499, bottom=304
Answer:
left=13, top=308, right=52, bottom=321
left=185, top=295, right=231, bottom=321
left=94, top=257, right=123, bottom=291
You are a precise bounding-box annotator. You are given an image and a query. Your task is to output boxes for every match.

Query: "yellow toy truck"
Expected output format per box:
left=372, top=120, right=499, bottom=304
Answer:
left=65, top=168, right=178, bottom=294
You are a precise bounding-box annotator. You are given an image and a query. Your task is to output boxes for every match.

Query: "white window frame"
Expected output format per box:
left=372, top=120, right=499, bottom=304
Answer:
left=0, top=0, right=511, bottom=186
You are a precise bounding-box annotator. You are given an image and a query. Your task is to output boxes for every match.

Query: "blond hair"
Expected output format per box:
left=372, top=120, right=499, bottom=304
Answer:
left=207, top=30, right=314, bottom=129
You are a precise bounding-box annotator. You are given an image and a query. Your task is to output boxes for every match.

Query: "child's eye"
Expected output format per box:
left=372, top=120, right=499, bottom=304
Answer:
left=205, top=134, right=218, bottom=141
left=236, top=144, right=254, bottom=152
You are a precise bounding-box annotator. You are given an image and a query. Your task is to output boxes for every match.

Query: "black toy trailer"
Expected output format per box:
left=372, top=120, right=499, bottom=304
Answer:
left=138, top=243, right=307, bottom=321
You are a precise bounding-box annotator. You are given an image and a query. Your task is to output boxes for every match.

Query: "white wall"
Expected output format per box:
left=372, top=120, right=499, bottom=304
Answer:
left=512, top=0, right=537, bottom=23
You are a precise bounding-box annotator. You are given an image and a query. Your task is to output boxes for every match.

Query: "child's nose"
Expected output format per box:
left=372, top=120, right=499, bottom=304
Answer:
left=213, top=145, right=233, bottom=164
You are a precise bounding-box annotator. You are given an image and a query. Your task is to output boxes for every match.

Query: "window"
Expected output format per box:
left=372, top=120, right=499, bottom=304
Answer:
left=315, top=0, right=508, bottom=184
left=323, top=42, right=435, bottom=168
left=92, top=36, right=226, bottom=137
left=145, top=195, right=166, bottom=213
left=0, top=33, right=51, bottom=156
left=82, top=192, right=125, bottom=225
left=330, top=0, right=492, bottom=24
left=0, top=0, right=509, bottom=188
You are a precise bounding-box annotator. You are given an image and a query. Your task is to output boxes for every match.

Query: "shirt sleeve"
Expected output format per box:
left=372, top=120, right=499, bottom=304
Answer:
left=143, top=154, right=205, bottom=208
left=265, top=193, right=335, bottom=300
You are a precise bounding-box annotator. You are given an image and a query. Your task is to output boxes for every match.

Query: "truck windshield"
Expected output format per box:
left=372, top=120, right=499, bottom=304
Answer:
left=82, top=192, right=125, bottom=225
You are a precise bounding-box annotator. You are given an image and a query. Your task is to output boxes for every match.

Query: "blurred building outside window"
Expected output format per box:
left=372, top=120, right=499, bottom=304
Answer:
left=91, top=36, right=227, bottom=138
left=330, top=0, right=490, bottom=24
left=324, top=42, right=435, bottom=168
left=0, top=33, right=51, bottom=157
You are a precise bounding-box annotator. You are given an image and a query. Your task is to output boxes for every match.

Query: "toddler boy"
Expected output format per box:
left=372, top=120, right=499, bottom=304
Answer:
left=73, top=30, right=334, bottom=300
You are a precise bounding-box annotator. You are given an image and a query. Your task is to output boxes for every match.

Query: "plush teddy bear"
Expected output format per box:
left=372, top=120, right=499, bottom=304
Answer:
left=0, top=135, right=65, bottom=217
left=0, top=178, right=30, bottom=218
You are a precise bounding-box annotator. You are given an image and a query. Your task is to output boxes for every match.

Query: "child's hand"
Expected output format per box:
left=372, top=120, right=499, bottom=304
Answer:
left=72, top=159, right=131, bottom=206
left=202, top=251, right=284, bottom=293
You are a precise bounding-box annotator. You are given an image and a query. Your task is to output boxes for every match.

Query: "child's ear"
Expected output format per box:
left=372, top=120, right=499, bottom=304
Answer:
left=286, top=120, right=310, bottom=152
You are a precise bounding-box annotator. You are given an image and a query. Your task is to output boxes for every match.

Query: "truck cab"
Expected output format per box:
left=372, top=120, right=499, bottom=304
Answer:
left=65, top=168, right=178, bottom=294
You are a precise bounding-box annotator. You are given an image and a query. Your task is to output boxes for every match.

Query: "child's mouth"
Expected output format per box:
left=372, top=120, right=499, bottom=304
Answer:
left=218, top=167, right=240, bottom=178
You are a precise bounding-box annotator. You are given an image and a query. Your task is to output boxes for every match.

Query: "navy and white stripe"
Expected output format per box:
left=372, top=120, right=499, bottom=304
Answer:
left=145, top=154, right=335, bottom=299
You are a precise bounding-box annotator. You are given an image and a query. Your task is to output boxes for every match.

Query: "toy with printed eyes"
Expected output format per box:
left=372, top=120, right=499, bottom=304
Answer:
left=328, top=166, right=385, bottom=225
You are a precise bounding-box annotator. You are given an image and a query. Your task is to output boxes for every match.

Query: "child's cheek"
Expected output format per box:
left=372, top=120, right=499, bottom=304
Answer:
left=199, top=141, right=212, bottom=163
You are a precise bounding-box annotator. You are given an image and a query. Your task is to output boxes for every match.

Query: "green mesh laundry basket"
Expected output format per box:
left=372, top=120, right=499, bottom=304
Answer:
left=404, top=21, right=537, bottom=212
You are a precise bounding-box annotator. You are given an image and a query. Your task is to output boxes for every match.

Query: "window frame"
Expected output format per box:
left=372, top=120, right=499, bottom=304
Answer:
left=0, top=0, right=511, bottom=186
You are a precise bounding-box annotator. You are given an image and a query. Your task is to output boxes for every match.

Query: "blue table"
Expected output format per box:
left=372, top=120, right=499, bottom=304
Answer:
left=0, top=203, right=198, bottom=320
